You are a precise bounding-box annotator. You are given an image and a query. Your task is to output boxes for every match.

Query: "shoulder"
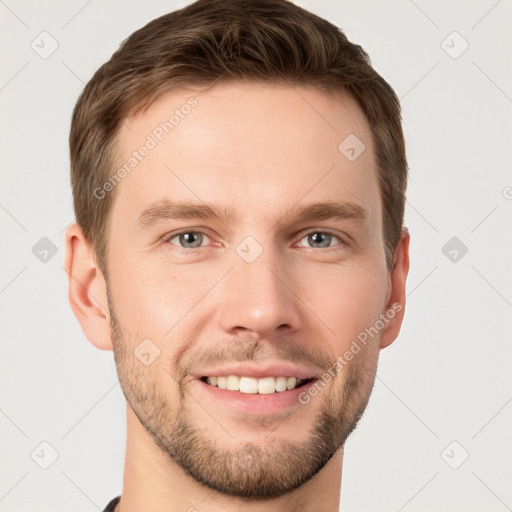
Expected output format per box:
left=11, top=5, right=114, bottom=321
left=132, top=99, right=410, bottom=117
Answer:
left=102, top=496, right=121, bottom=512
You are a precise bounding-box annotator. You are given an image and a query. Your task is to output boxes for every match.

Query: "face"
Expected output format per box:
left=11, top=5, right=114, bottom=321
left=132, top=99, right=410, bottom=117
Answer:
left=105, top=82, right=397, bottom=498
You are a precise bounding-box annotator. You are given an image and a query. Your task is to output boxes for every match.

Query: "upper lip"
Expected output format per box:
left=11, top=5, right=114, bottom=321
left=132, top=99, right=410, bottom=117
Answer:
left=191, top=362, right=320, bottom=381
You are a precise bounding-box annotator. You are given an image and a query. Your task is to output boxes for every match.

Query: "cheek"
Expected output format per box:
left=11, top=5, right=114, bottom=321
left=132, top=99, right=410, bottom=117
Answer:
left=108, top=253, right=218, bottom=339
left=297, top=261, right=387, bottom=352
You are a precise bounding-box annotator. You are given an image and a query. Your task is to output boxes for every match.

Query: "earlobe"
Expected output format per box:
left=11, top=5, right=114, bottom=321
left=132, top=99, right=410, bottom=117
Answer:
left=380, top=227, right=410, bottom=349
left=64, top=223, right=113, bottom=351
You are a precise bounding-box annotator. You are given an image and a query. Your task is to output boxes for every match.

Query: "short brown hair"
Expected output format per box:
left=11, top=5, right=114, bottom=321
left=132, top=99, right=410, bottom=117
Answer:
left=70, top=0, right=408, bottom=273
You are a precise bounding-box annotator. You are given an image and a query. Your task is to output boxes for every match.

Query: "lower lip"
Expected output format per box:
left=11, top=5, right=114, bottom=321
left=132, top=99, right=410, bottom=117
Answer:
left=193, top=379, right=315, bottom=414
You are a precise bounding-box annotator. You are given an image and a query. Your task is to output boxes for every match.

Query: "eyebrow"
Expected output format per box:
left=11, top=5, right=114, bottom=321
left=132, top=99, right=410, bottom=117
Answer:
left=136, top=199, right=367, bottom=229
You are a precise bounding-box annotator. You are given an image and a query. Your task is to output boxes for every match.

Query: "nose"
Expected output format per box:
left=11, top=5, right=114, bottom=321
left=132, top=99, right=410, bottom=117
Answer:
left=217, top=242, right=302, bottom=338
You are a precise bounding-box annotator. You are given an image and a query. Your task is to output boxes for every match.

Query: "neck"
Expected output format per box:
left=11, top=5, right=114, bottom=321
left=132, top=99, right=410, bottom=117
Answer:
left=116, top=406, right=344, bottom=512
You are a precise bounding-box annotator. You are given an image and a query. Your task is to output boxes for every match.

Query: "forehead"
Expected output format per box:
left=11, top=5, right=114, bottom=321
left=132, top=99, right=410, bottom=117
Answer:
left=112, top=81, right=379, bottom=228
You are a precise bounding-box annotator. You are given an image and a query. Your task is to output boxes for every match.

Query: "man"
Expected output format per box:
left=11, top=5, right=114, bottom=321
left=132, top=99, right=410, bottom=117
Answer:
left=64, top=0, right=410, bottom=510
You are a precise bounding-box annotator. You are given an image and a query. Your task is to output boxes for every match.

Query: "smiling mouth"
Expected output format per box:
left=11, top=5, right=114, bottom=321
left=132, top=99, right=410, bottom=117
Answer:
left=200, top=375, right=314, bottom=394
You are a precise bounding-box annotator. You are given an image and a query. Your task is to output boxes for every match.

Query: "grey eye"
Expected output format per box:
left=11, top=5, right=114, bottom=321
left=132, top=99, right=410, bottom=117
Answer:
left=309, top=233, right=331, bottom=248
left=298, top=232, right=340, bottom=248
left=169, top=231, right=206, bottom=248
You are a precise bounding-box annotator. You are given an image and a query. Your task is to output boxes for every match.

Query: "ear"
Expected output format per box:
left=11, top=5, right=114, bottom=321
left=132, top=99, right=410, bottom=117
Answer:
left=379, top=228, right=410, bottom=349
left=64, top=223, right=113, bottom=351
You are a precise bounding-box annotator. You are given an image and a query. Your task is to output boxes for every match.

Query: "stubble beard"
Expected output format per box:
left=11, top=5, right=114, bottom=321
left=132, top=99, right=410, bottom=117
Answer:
left=108, top=293, right=379, bottom=499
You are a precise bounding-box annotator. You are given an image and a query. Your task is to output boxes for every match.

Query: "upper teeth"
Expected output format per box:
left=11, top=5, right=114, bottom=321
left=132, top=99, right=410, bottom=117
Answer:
left=205, top=376, right=302, bottom=394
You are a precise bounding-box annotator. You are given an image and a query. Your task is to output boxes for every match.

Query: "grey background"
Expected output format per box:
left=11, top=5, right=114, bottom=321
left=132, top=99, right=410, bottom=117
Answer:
left=1, top=1, right=511, bottom=511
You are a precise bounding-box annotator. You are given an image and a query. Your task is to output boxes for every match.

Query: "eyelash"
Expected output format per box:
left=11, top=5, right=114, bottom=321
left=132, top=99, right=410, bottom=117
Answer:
left=163, top=229, right=345, bottom=250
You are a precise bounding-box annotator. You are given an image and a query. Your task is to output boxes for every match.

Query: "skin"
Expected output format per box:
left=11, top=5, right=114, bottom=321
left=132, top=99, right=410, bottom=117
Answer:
left=65, top=82, right=410, bottom=512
